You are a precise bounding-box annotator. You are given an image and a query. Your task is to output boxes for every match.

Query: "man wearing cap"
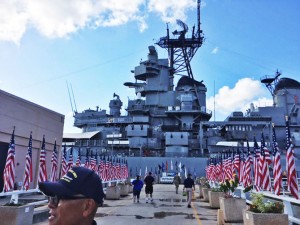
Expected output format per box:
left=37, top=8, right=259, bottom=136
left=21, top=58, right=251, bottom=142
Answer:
left=39, top=167, right=104, bottom=225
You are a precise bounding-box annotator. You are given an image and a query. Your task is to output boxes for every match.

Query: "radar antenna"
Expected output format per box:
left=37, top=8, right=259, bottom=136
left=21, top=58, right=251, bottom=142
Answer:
left=260, top=70, right=281, bottom=106
left=156, top=0, right=204, bottom=106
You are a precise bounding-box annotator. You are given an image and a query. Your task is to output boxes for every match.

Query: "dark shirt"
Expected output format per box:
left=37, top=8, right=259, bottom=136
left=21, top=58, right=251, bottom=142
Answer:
left=184, top=177, right=195, bottom=188
left=144, top=175, right=154, bottom=186
left=93, top=220, right=97, bottom=225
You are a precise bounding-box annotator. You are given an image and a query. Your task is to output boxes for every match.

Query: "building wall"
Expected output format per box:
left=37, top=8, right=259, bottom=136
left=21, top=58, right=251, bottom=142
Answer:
left=0, top=90, right=64, bottom=190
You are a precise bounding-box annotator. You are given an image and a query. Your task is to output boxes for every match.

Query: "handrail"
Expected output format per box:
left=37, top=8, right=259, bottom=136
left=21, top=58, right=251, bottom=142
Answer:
left=0, top=179, right=127, bottom=205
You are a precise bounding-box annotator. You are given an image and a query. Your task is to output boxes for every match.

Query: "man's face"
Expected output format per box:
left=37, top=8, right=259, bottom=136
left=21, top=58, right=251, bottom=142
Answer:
left=48, top=199, right=86, bottom=225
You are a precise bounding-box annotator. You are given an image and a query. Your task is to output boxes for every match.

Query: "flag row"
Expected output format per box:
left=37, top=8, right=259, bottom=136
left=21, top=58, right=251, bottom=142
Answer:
left=205, top=117, right=299, bottom=199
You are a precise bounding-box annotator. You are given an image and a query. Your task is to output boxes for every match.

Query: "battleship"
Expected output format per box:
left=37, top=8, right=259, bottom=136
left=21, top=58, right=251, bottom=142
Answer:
left=64, top=0, right=300, bottom=174
left=65, top=0, right=212, bottom=160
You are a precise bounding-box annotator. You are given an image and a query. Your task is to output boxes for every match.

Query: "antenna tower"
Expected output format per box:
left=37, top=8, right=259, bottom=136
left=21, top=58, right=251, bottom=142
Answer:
left=156, top=0, right=204, bottom=104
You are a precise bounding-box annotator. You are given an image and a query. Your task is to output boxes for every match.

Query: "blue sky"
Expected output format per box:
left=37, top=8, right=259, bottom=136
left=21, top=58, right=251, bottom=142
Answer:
left=0, top=0, right=299, bottom=133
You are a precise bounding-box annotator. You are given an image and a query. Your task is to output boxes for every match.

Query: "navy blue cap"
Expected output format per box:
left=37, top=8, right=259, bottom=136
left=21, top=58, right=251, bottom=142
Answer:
left=39, top=167, right=104, bottom=204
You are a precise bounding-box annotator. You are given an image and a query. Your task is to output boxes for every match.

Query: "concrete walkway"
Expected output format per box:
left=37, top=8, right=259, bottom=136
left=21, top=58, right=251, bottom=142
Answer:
left=35, top=184, right=218, bottom=225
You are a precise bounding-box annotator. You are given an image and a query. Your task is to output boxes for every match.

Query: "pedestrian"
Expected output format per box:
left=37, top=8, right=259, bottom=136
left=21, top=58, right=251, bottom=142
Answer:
left=132, top=175, right=143, bottom=203
left=39, top=167, right=104, bottom=225
left=144, top=171, right=155, bottom=203
left=183, top=173, right=195, bottom=208
left=173, top=173, right=181, bottom=194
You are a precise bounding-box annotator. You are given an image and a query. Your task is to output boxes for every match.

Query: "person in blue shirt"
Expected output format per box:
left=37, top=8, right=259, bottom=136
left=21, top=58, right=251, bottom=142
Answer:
left=132, top=175, right=143, bottom=203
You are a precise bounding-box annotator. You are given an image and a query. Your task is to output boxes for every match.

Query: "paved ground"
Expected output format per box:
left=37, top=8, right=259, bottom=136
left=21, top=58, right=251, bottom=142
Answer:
left=35, top=184, right=218, bottom=225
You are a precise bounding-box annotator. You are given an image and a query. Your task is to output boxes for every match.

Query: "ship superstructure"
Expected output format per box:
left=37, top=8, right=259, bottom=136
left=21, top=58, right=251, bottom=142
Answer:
left=200, top=72, right=300, bottom=158
left=69, top=0, right=212, bottom=158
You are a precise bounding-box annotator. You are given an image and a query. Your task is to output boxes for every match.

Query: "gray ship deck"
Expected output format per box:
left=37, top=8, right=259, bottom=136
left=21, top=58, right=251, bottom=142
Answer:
left=34, top=184, right=226, bottom=225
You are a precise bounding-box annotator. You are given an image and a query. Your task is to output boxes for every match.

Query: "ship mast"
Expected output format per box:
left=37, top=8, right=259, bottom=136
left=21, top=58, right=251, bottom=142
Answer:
left=156, top=0, right=204, bottom=105
left=260, top=70, right=281, bottom=106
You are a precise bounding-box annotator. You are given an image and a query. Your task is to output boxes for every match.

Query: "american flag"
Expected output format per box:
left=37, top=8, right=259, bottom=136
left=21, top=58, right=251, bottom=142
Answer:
left=272, top=125, right=282, bottom=195
left=50, top=140, right=58, bottom=182
left=117, top=158, right=121, bottom=180
left=124, top=159, right=129, bottom=179
left=23, top=132, right=33, bottom=190
left=67, top=146, right=74, bottom=171
left=100, top=156, right=106, bottom=181
left=215, top=157, right=221, bottom=182
left=60, top=144, right=68, bottom=177
left=3, top=128, right=16, bottom=192
left=243, top=140, right=252, bottom=187
left=285, top=117, right=299, bottom=199
left=75, top=148, right=81, bottom=166
left=90, top=151, right=97, bottom=171
left=224, top=152, right=233, bottom=180
left=38, top=135, right=47, bottom=183
left=106, top=156, right=112, bottom=181
left=239, top=147, right=245, bottom=184
left=233, top=148, right=240, bottom=177
left=84, top=149, right=90, bottom=168
left=253, top=136, right=261, bottom=191
left=259, top=133, right=271, bottom=191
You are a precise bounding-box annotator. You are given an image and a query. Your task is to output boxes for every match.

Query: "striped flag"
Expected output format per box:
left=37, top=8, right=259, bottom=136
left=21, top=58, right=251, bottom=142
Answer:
left=272, top=125, right=282, bottom=195
left=90, top=151, right=97, bottom=171
left=253, top=137, right=261, bottom=191
left=84, top=149, right=90, bottom=168
left=67, top=146, right=74, bottom=170
left=75, top=148, right=81, bottom=166
left=61, top=144, right=68, bottom=177
left=38, top=135, right=47, bottom=183
left=259, top=133, right=271, bottom=191
left=50, top=140, right=58, bottom=182
left=243, top=140, right=252, bottom=187
left=285, top=117, right=299, bottom=199
left=100, top=156, right=106, bottom=181
left=23, top=132, right=33, bottom=190
left=233, top=149, right=240, bottom=177
left=3, top=128, right=16, bottom=192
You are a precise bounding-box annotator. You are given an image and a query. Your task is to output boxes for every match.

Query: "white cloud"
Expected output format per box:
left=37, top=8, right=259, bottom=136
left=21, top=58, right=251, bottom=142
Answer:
left=211, top=47, right=219, bottom=54
left=0, top=0, right=198, bottom=43
left=148, top=0, right=196, bottom=23
left=206, top=78, right=273, bottom=120
left=0, top=1, right=28, bottom=44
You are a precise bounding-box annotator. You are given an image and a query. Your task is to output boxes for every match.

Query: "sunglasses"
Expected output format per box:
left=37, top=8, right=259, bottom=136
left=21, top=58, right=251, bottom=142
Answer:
left=47, top=195, right=88, bottom=207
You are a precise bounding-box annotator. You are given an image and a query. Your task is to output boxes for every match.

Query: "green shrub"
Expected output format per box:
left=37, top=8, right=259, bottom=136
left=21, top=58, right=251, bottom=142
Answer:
left=249, top=193, right=284, bottom=214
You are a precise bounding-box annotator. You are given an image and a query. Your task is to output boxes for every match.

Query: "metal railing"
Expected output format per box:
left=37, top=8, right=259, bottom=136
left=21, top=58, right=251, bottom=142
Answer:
left=0, top=179, right=126, bottom=206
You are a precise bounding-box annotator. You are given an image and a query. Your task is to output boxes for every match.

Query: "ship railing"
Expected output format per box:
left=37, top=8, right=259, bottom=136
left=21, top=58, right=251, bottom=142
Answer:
left=0, top=179, right=127, bottom=206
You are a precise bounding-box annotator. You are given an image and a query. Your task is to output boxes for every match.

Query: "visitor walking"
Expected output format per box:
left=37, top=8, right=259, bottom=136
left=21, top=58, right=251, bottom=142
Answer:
left=183, top=173, right=195, bottom=208
left=144, top=172, right=155, bottom=203
left=173, top=173, right=181, bottom=194
left=132, top=175, right=143, bottom=203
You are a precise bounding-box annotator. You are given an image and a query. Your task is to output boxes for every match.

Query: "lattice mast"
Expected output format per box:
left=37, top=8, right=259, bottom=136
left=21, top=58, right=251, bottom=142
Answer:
left=156, top=0, right=204, bottom=104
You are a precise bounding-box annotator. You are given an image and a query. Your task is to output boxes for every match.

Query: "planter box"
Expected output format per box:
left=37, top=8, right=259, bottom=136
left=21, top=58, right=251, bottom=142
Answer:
left=208, top=191, right=224, bottom=209
left=202, top=188, right=210, bottom=202
left=119, top=184, right=129, bottom=196
left=0, top=204, right=34, bottom=225
left=198, top=185, right=203, bottom=198
left=128, top=185, right=133, bottom=193
left=219, top=197, right=246, bottom=223
left=105, top=186, right=121, bottom=200
left=243, top=210, right=288, bottom=225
